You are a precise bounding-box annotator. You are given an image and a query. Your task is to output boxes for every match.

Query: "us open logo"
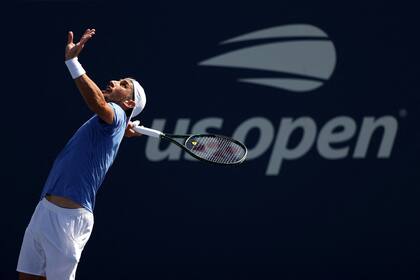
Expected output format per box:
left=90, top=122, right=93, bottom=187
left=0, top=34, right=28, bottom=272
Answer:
left=198, top=24, right=336, bottom=92
left=144, top=24, right=399, bottom=176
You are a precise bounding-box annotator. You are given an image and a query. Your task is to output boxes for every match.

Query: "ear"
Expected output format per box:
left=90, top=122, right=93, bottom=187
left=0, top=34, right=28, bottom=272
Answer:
left=123, top=99, right=136, bottom=109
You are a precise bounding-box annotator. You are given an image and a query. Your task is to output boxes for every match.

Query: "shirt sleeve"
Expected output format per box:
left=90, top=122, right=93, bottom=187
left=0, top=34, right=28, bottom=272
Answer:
left=99, top=103, right=127, bottom=133
left=109, top=102, right=127, bottom=128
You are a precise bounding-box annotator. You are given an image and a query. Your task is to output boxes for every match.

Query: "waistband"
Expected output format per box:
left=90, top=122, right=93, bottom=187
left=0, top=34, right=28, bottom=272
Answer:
left=40, top=198, right=92, bottom=216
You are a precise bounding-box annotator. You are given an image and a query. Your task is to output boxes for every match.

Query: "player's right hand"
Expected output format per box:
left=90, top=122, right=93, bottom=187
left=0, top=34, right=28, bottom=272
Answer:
left=125, top=121, right=143, bottom=138
left=65, top=28, right=95, bottom=60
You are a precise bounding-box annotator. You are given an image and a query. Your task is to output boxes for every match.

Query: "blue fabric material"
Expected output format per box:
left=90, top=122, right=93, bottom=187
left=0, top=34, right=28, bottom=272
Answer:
left=40, top=103, right=127, bottom=212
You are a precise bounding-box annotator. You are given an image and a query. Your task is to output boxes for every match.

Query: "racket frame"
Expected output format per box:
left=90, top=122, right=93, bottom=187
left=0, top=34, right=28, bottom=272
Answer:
left=161, top=133, right=247, bottom=165
left=132, top=125, right=247, bottom=165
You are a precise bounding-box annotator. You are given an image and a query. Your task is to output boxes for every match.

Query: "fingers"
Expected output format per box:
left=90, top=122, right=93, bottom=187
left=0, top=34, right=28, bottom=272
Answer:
left=67, top=31, right=74, bottom=44
left=126, top=121, right=143, bottom=137
left=76, top=28, right=96, bottom=47
left=126, top=122, right=138, bottom=136
left=127, top=120, right=140, bottom=128
left=130, top=129, right=143, bottom=136
left=81, top=28, right=96, bottom=42
left=125, top=128, right=142, bottom=137
left=65, top=28, right=95, bottom=60
left=83, top=28, right=96, bottom=38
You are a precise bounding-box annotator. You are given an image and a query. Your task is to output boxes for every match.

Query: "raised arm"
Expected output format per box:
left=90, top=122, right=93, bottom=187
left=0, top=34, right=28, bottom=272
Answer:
left=65, top=29, right=114, bottom=125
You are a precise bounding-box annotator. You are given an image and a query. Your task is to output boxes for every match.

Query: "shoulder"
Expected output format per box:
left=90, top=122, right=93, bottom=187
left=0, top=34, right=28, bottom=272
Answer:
left=108, top=102, right=124, bottom=114
left=105, top=102, right=128, bottom=128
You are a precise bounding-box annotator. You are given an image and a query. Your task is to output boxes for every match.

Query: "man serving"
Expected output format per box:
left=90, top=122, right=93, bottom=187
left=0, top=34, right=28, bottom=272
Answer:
left=17, top=28, right=145, bottom=280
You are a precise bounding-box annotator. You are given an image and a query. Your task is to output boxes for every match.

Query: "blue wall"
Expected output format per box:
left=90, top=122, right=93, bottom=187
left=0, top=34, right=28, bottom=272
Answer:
left=2, top=1, right=419, bottom=279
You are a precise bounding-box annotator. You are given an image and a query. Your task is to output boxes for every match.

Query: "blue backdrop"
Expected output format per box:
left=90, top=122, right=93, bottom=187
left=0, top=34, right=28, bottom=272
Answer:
left=2, top=1, right=419, bottom=279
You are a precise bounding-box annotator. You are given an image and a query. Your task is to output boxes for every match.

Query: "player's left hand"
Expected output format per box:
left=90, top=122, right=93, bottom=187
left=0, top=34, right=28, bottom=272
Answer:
left=125, top=121, right=142, bottom=138
left=65, top=28, right=96, bottom=60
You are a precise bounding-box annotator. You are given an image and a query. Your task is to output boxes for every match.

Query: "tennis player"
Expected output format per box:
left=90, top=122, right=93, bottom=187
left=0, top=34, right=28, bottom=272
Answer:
left=16, top=28, right=146, bottom=280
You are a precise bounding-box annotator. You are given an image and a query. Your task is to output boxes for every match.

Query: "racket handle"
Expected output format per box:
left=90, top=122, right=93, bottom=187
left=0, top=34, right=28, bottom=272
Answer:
left=133, top=125, right=163, bottom=138
left=131, top=120, right=140, bottom=127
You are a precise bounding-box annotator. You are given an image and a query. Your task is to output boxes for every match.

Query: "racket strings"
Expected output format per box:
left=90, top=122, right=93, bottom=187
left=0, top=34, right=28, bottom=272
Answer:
left=211, top=138, right=234, bottom=163
left=187, top=136, right=246, bottom=164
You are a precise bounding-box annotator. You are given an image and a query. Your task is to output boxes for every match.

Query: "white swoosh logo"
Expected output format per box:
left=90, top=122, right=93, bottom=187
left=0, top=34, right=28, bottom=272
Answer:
left=199, top=24, right=337, bottom=92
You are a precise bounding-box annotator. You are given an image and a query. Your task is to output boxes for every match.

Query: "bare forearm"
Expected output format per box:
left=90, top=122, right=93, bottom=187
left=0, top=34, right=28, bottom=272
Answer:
left=74, top=74, right=107, bottom=114
left=64, top=29, right=113, bottom=124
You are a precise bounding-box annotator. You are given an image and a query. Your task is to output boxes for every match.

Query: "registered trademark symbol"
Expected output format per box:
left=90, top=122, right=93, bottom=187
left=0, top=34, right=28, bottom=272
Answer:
left=399, top=109, right=407, bottom=118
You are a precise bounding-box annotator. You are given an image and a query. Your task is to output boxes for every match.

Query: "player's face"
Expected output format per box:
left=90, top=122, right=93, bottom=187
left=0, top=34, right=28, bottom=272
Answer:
left=101, top=78, right=133, bottom=103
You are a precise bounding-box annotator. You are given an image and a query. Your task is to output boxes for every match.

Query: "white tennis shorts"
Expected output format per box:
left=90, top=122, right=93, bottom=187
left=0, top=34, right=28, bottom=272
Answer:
left=17, top=198, right=94, bottom=280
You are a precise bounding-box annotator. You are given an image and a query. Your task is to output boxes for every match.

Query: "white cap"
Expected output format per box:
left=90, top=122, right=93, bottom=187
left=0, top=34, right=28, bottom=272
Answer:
left=128, top=78, right=146, bottom=120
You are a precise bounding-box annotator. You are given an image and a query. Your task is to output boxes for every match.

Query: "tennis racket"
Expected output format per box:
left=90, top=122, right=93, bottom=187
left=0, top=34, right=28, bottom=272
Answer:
left=132, top=121, right=247, bottom=165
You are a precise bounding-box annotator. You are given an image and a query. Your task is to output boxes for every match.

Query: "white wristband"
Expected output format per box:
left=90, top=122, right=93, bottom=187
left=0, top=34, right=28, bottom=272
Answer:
left=65, top=57, right=86, bottom=79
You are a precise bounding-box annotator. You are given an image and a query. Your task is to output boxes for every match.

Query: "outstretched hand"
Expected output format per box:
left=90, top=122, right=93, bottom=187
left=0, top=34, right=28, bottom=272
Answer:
left=65, top=28, right=95, bottom=60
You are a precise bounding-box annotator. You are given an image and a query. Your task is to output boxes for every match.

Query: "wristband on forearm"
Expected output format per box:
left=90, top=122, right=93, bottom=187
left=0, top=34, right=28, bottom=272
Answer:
left=65, top=57, right=86, bottom=79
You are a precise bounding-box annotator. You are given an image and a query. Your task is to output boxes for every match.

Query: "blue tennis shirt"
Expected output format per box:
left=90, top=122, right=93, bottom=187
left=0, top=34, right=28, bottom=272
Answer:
left=41, top=102, right=128, bottom=212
